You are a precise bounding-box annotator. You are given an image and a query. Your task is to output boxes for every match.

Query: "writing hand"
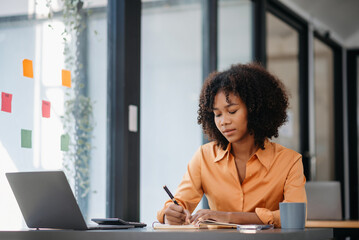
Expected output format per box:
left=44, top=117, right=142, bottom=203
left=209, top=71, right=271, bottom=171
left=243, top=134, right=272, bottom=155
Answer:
left=164, top=203, right=192, bottom=225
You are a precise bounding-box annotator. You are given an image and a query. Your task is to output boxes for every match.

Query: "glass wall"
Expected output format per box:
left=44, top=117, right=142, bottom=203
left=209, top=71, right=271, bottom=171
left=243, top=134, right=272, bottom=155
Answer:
left=140, top=0, right=203, bottom=224
left=314, top=38, right=334, bottom=181
left=0, top=1, right=107, bottom=229
left=218, top=0, right=253, bottom=69
left=86, top=6, right=108, bottom=222
left=266, top=12, right=300, bottom=152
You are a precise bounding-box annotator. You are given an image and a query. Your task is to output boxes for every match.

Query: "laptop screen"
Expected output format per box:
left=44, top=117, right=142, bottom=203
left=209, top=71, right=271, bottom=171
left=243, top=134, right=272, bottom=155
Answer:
left=6, top=171, right=88, bottom=230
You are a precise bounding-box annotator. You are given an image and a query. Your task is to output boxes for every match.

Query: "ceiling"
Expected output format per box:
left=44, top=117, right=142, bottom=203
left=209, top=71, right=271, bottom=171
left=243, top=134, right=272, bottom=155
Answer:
left=280, top=0, right=359, bottom=46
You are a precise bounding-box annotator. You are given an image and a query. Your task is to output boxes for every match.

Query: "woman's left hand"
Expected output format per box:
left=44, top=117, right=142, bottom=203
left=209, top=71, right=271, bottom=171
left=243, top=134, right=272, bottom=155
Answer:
left=190, top=209, right=230, bottom=225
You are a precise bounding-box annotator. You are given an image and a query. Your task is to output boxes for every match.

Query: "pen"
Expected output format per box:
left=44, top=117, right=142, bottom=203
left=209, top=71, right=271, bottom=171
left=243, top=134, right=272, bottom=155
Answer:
left=163, top=185, right=179, bottom=205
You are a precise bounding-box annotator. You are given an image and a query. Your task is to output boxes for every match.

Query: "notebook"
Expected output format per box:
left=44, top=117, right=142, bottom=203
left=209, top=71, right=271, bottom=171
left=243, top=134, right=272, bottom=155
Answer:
left=6, top=171, right=134, bottom=230
left=152, top=219, right=273, bottom=230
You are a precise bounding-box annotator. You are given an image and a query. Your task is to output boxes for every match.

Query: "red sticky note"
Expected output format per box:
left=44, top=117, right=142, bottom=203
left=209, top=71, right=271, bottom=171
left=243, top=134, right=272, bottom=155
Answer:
left=42, top=100, right=51, bottom=118
left=23, top=59, right=34, bottom=78
left=62, top=69, right=71, bottom=88
left=1, top=92, right=13, bottom=113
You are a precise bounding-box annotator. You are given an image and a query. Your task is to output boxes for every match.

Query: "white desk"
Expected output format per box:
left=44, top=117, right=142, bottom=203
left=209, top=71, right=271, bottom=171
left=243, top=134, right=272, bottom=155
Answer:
left=0, top=227, right=332, bottom=240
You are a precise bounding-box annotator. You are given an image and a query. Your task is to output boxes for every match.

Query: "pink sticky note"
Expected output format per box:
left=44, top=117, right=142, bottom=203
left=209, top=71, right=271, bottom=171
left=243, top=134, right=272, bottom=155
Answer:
left=42, top=100, right=51, bottom=118
left=1, top=92, right=13, bottom=113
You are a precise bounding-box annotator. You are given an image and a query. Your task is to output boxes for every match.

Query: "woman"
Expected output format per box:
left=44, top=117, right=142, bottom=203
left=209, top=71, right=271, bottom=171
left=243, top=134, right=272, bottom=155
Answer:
left=157, top=63, right=306, bottom=227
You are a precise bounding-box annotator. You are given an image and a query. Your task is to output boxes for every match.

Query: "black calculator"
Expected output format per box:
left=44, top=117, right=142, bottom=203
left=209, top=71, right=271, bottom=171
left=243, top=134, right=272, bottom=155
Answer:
left=91, top=218, right=147, bottom=228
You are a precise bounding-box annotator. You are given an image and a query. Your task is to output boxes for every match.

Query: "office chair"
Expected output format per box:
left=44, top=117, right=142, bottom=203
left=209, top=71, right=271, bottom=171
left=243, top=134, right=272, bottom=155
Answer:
left=305, top=181, right=342, bottom=220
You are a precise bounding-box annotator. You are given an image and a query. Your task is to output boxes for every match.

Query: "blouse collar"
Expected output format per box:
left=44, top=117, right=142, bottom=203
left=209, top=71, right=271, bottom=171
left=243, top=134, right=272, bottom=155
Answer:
left=214, top=139, right=274, bottom=171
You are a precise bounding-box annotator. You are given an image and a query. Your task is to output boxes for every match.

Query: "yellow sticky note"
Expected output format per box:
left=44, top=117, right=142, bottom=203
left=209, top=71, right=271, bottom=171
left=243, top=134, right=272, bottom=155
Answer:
left=23, top=59, right=33, bottom=78
left=62, top=69, right=71, bottom=88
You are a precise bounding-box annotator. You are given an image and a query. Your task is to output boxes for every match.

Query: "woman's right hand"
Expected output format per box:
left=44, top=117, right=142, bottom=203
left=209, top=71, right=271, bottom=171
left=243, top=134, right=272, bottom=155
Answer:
left=163, top=203, right=191, bottom=225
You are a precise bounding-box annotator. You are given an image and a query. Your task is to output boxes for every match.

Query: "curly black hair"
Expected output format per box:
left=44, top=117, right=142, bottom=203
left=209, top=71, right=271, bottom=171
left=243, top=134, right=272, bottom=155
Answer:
left=197, top=62, right=289, bottom=150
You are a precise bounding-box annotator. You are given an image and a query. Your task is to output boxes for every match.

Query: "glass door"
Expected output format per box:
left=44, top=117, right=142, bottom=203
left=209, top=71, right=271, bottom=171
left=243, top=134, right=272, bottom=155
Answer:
left=266, top=12, right=300, bottom=152
left=265, top=2, right=310, bottom=178
left=313, top=38, right=334, bottom=181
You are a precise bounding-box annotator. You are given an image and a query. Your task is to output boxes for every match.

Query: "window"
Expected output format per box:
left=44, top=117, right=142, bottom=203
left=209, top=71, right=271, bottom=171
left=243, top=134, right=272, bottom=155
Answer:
left=218, top=0, right=253, bottom=69
left=313, top=38, right=334, bottom=181
left=140, top=0, right=203, bottom=224
left=0, top=0, right=107, bottom=229
left=266, top=12, right=300, bottom=152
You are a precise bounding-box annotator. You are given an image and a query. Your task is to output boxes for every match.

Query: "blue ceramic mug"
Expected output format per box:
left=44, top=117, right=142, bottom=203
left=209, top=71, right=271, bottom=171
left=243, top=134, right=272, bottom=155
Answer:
left=280, top=202, right=306, bottom=229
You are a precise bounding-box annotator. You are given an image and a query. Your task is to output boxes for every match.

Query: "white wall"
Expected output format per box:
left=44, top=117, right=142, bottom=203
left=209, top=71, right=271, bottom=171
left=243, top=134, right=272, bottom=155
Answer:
left=140, top=2, right=203, bottom=225
left=0, top=18, right=66, bottom=229
left=346, top=30, right=359, bottom=48
left=0, top=7, right=108, bottom=228
left=280, top=0, right=359, bottom=48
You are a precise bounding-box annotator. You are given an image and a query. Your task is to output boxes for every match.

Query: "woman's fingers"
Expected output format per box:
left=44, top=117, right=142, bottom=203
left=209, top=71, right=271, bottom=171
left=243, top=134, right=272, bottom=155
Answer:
left=165, top=214, right=185, bottom=225
left=164, top=203, right=190, bottom=225
left=190, top=211, right=207, bottom=224
left=184, top=209, right=191, bottom=224
left=190, top=210, right=216, bottom=224
left=193, top=210, right=230, bottom=224
left=168, top=203, right=184, bottom=212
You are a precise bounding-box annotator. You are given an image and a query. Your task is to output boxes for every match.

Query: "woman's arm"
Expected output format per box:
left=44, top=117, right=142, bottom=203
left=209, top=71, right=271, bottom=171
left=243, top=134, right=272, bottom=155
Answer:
left=190, top=209, right=262, bottom=225
left=157, top=147, right=204, bottom=223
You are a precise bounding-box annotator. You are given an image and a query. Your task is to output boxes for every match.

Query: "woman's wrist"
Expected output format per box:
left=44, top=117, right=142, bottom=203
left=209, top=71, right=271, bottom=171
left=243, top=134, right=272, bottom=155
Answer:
left=226, top=212, right=234, bottom=223
left=228, top=212, right=243, bottom=224
left=228, top=212, right=262, bottom=224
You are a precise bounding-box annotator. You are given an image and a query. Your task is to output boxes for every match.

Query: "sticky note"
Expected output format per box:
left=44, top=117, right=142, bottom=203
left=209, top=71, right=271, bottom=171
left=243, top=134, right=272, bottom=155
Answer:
left=23, top=59, right=34, bottom=78
left=1, top=92, right=12, bottom=113
left=21, top=129, right=32, bottom=148
left=62, top=69, right=71, bottom=88
left=42, top=100, right=51, bottom=118
left=61, top=134, right=70, bottom=151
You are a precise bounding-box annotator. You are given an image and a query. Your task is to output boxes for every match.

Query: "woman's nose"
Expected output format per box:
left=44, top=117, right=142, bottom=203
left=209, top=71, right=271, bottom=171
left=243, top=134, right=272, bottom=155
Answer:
left=220, top=114, right=230, bottom=125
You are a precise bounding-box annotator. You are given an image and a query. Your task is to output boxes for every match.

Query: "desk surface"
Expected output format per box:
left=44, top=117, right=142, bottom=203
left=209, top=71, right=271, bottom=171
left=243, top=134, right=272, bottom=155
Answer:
left=0, top=227, right=332, bottom=240
left=306, top=220, right=359, bottom=228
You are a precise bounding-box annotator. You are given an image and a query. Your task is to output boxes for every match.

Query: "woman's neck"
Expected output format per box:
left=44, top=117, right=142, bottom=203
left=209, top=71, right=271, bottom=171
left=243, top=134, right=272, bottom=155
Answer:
left=231, top=137, right=258, bottom=162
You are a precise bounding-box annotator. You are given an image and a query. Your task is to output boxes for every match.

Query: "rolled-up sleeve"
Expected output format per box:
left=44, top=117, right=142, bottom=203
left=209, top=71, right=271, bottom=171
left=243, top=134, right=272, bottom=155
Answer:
left=156, top=147, right=204, bottom=223
left=255, top=208, right=280, bottom=227
left=255, top=156, right=307, bottom=228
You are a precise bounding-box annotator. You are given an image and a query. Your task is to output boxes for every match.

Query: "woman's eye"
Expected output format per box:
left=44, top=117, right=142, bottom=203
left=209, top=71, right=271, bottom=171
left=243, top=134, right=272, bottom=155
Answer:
left=214, top=113, right=221, bottom=117
left=229, top=110, right=237, bottom=114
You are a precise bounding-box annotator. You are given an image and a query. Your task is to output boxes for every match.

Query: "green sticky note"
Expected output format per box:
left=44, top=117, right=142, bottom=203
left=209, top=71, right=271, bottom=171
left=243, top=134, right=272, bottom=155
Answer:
left=21, top=129, right=32, bottom=148
left=61, top=134, right=70, bottom=151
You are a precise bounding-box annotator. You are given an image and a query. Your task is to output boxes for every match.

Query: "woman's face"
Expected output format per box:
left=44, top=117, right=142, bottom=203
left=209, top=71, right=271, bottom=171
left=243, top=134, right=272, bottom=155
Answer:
left=213, top=91, right=251, bottom=144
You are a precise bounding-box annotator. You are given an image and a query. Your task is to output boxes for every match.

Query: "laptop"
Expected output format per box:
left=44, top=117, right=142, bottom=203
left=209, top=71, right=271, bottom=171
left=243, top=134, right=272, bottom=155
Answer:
left=305, top=181, right=342, bottom=220
left=6, top=171, right=133, bottom=230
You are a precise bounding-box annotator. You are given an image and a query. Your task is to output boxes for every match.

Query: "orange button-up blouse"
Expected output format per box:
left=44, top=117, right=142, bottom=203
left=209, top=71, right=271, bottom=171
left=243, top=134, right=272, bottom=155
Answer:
left=157, top=140, right=307, bottom=227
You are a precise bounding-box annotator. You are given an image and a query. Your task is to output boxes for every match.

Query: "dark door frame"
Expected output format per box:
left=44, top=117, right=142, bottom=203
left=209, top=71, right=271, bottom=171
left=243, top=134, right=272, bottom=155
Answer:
left=253, top=0, right=310, bottom=179
left=347, top=49, right=359, bottom=219
left=107, top=0, right=141, bottom=221
left=313, top=32, right=344, bottom=217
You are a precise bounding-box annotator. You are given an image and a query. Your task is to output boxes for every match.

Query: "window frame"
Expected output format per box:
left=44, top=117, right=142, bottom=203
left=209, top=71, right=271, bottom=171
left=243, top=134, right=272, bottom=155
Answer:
left=107, top=0, right=141, bottom=220
left=347, top=49, right=359, bottom=219
left=255, top=0, right=310, bottom=179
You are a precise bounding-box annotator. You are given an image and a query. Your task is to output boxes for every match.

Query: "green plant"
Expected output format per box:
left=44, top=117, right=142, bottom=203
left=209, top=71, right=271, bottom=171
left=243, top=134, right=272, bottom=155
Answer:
left=44, top=0, right=94, bottom=219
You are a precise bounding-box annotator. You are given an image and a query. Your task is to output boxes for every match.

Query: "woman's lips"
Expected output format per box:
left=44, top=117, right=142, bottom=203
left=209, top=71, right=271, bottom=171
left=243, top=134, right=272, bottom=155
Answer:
left=223, top=129, right=236, bottom=136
